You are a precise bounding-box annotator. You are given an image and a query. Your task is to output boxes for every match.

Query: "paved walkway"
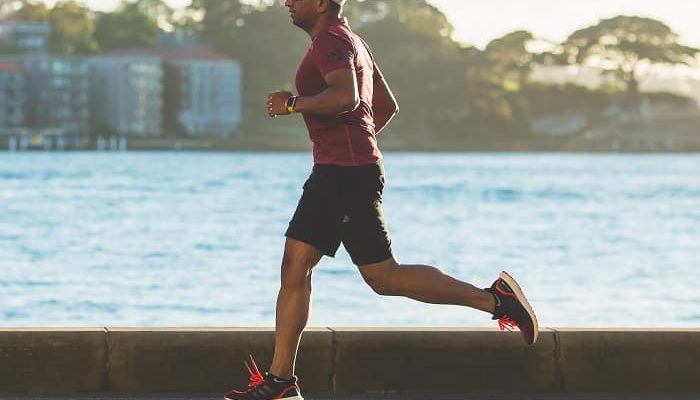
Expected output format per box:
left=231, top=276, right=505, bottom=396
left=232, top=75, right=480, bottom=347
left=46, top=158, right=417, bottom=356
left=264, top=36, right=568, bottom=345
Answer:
left=0, top=395, right=695, bottom=400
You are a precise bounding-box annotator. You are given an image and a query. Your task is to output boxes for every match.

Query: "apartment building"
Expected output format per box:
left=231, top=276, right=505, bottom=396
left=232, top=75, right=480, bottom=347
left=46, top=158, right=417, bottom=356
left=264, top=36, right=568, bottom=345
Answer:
left=90, top=54, right=163, bottom=137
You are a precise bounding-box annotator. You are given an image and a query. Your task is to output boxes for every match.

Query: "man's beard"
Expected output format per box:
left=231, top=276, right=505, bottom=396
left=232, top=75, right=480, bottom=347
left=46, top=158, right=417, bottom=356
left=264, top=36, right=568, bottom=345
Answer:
left=291, top=15, right=312, bottom=32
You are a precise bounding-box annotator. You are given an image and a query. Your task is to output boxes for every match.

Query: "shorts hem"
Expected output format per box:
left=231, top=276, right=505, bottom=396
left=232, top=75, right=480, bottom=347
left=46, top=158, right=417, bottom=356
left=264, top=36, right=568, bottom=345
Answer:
left=350, top=250, right=394, bottom=267
left=284, top=230, right=338, bottom=258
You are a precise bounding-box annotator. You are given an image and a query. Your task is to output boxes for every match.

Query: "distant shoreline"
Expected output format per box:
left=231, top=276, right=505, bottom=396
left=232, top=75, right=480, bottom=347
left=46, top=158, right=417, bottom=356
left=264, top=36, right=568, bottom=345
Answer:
left=3, top=146, right=700, bottom=153
left=100, top=133, right=700, bottom=153
left=3, top=123, right=700, bottom=153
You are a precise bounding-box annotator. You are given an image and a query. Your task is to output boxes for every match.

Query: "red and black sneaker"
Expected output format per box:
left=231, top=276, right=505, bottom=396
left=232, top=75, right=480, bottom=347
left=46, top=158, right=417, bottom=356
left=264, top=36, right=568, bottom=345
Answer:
left=224, top=355, right=303, bottom=400
left=485, top=271, right=539, bottom=345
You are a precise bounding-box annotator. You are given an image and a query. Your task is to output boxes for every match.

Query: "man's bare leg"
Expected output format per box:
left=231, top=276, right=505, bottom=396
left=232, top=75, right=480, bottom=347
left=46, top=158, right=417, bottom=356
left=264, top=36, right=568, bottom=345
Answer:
left=358, top=257, right=496, bottom=313
left=268, top=238, right=322, bottom=380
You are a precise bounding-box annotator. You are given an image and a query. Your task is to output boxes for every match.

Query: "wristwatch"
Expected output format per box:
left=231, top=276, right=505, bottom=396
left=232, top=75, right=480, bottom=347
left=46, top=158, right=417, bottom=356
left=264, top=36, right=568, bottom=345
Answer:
left=286, top=96, right=298, bottom=113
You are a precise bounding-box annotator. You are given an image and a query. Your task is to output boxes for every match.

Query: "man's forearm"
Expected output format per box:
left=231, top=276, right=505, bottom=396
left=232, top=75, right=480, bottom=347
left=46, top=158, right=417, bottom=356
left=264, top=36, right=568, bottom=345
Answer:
left=294, top=86, right=359, bottom=116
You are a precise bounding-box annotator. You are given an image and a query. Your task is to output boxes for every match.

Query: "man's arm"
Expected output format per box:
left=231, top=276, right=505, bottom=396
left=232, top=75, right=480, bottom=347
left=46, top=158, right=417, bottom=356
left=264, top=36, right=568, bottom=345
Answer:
left=372, top=66, right=399, bottom=135
left=267, top=68, right=359, bottom=117
left=295, top=68, right=359, bottom=115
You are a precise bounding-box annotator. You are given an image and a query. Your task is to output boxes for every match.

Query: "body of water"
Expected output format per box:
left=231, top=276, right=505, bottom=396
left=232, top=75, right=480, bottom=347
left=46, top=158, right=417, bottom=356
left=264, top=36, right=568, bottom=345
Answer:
left=1, top=152, right=698, bottom=328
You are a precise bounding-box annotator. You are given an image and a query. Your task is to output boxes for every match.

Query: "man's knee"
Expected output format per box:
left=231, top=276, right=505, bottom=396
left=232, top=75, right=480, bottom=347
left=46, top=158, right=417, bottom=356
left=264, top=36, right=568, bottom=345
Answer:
left=358, top=258, right=401, bottom=296
left=280, top=238, right=322, bottom=288
left=280, top=259, right=311, bottom=289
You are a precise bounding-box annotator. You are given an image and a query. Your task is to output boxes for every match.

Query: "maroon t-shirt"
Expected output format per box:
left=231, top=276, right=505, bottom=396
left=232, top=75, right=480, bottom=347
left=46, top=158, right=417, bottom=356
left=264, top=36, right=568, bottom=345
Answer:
left=296, top=17, right=383, bottom=166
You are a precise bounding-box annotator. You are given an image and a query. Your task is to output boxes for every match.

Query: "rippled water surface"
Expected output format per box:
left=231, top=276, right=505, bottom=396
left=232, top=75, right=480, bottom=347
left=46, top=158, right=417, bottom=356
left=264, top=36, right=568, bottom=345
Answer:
left=1, top=152, right=698, bottom=327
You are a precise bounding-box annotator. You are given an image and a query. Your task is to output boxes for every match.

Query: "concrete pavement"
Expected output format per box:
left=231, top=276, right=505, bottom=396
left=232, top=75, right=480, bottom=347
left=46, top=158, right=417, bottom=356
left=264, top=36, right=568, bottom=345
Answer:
left=1, top=328, right=698, bottom=398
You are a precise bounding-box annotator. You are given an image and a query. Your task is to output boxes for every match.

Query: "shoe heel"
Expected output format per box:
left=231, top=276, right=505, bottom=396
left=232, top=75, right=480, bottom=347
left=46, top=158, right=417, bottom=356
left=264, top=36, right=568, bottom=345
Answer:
left=499, top=271, right=539, bottom=344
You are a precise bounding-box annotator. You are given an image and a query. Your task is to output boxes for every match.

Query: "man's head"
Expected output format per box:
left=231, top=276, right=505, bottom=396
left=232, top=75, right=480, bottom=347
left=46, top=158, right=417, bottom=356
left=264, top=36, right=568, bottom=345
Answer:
left=286, top=0, right=345, bottom=32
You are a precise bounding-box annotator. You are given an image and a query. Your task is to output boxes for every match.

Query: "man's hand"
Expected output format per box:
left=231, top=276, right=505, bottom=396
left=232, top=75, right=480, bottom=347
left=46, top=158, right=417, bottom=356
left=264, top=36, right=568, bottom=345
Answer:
left=371, top=64, right=399, bottom=135
left=267, top=90, right=294, bottom=118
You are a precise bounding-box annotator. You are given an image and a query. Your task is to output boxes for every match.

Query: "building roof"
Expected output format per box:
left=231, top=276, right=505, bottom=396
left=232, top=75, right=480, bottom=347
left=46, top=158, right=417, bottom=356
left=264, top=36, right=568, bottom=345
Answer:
left=92, top=50, right=162, bottom=62
left=105, top=45, right=236, bottom=63
left=0, top=19, right=51, bottom=29
left=0, top=59, right=21, bottom=72
left=156, top=46, right=234, bottom=62
left=0, top=19, right=47, bottom=25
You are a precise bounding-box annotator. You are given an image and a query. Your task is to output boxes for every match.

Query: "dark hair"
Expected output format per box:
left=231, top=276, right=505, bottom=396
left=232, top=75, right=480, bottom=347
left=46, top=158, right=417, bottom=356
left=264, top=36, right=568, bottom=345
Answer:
left=328, top=0, right=341, bottom=14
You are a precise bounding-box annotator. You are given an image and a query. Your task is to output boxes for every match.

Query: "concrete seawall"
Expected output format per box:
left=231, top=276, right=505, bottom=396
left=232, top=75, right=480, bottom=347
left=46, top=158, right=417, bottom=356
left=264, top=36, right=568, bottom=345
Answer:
left=0, top=328, right=698, bottom=396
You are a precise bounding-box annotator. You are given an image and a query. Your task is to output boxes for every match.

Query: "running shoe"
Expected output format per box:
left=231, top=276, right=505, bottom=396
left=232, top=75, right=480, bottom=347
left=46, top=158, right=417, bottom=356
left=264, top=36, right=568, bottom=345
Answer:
left=485, top=271, right=539, bottom=345
left=224, top=355, right=303, bottom=400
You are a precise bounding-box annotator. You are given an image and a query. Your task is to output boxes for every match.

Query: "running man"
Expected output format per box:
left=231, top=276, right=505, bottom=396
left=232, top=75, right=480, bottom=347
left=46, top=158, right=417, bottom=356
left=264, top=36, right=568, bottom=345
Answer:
left=224, top=1, right=538, bottom=399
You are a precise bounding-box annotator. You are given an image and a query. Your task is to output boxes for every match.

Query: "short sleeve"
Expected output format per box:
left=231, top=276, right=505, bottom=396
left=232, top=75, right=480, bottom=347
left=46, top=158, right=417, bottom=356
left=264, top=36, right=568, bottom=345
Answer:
left=373, top=61, right=385, bottom=83
left=311, top=33, right=355, bottom=76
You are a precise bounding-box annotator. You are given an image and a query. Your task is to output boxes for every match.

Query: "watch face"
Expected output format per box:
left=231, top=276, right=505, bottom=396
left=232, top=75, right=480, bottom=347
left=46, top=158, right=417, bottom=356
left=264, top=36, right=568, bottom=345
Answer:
left=286, top=96, right=297, bottom=112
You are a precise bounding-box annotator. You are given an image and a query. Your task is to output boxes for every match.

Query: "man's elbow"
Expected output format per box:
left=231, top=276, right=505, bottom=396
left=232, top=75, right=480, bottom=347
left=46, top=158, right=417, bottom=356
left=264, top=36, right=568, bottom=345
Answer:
left=387, top=102, right=399, bottom=117
left=340, top=94, right=361, bottom=113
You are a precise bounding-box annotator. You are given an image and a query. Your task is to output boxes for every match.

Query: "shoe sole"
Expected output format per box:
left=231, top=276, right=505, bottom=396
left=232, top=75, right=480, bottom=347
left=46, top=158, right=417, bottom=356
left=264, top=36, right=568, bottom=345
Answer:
left=500, top=271, right=539, bottom=345
left=224, top=395, right=303, bottom=400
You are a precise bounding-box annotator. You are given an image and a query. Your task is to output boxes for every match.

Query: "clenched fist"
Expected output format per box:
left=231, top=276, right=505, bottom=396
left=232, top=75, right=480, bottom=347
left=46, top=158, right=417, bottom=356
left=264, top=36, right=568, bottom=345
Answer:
left=267, top=90, right=294, bottom=117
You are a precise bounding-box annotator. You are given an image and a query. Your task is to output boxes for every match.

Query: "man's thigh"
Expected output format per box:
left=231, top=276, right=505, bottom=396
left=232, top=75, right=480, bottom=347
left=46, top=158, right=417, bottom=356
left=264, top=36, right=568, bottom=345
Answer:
left=341, top=197, right=394, bottom=266
left=281, top=237, right=324, bottom=284
left=285, top=174, right=343, bottom=258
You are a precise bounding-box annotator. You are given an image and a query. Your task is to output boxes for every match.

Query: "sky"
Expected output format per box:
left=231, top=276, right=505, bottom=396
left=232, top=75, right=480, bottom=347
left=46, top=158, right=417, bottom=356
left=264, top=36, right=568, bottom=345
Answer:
left=46, top=0, right=700, bottom=50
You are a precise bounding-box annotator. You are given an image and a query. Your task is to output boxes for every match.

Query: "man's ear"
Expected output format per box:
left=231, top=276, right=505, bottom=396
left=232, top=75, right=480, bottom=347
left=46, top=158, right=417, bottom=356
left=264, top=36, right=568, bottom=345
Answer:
left=316, top=0, right=330, bottom=13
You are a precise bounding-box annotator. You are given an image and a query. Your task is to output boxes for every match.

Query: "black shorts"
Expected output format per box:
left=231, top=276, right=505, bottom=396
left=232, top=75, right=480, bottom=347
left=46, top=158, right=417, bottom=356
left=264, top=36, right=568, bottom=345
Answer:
left=285, top=162, right=393, bottom=266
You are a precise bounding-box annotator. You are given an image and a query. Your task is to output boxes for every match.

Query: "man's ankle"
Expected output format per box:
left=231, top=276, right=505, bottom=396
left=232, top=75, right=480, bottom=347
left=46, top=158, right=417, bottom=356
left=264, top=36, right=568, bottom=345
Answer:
left=268, top=367, right=293, bottom=380
left=485, top=289, right=501, bottom=315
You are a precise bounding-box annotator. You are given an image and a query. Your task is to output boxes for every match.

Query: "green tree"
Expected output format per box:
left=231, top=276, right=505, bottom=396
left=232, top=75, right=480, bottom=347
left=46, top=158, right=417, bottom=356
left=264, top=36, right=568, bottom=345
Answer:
left=134, top=0, right=173, bottom=24
left=49, top=1, right=98, bottom=54
left=0, top=0, right=19, bottom=17
left=187, top=0, right=243, bottom=40
left=560, top=15, right=698, bottom=107
left=347, top=0, right=528, bottom=139
left=347, top=0, right=454, bottom=40
left=12, top=0, right=48, bottom=22
left=124, top=0, right=174, bottom=31
left=94, top=1, right=161, bottom=51
left=485, top=30, right=535, bottom=91
left=341, top=0, right=475, bottom=139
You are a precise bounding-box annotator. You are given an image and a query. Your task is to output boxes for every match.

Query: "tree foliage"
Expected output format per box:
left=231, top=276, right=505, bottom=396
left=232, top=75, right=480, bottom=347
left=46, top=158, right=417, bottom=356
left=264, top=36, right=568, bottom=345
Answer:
left=11, top=0, right=48, bottom=22
left=485, top=30, right=534, bottom=90
left=133, top=0, right=173, bottom=27
left=560, top=16, right=699, bottom=102
left=48, top=1, right=98, bottom=54
left=0, top=0, right=20, bottom=17
left=345, top=0, right=467, bottom=136
left=95, top=1, right=162, bottom=51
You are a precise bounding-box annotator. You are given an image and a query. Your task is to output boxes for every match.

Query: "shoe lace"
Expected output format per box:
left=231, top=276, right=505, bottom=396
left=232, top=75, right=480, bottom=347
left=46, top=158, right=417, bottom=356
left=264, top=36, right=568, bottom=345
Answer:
left=243, top=355, right=265, bottom=389
left=497, top=315, right=519, bottom=332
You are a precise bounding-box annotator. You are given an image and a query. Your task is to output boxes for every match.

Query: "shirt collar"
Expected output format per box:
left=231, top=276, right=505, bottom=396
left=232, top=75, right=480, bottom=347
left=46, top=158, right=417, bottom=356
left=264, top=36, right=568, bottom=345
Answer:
left=312, top=16, right=348, bottom=41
